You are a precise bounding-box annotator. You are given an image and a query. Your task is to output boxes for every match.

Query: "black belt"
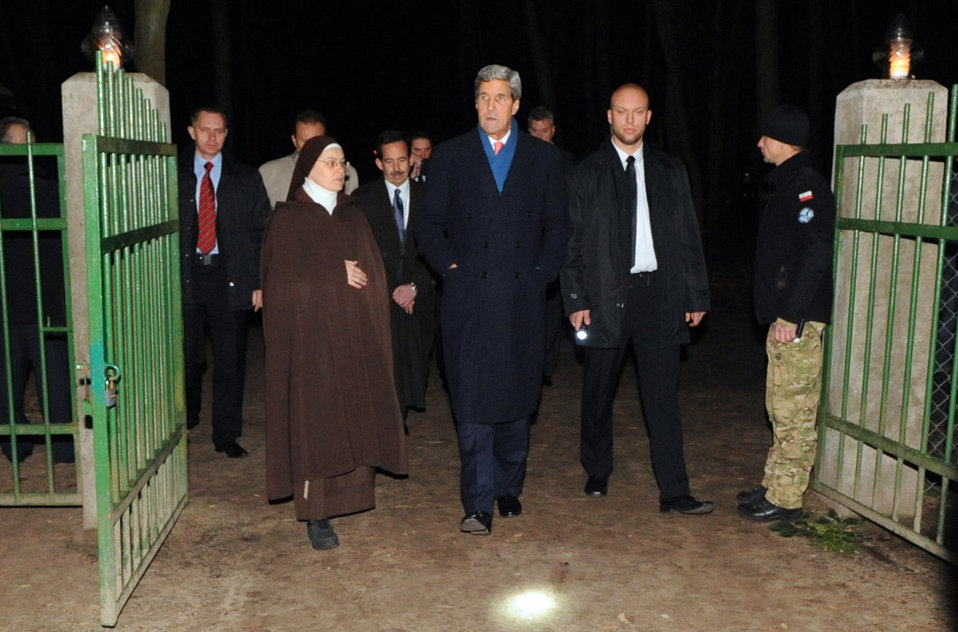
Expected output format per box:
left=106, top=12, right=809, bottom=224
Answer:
left=628, top=270, right=655, bottom=288
left=194, top=253, right=221, bottom=267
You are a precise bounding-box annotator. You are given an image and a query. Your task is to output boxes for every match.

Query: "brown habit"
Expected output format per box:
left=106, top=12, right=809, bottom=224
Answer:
left=262, top=136, right=406, bottom=518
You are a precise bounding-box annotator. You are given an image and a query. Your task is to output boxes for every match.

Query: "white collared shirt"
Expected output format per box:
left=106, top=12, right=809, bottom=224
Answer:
left=611, top=140, right=657, bottom=273
left=486, top=128, right=512, bottom=153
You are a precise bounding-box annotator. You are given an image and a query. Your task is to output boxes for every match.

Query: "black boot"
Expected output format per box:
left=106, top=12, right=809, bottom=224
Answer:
left=306, top=519, right=339, bottom=550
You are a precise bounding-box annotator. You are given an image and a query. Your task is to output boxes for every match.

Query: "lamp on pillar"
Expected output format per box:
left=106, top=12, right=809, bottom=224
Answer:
left=871, top=13, right=923, bottom=80
left=80, top=5, right=134, bottom=70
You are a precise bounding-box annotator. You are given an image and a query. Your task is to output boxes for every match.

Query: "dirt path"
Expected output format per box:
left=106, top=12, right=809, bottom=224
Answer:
left=0, top=308, right=954, bottom=631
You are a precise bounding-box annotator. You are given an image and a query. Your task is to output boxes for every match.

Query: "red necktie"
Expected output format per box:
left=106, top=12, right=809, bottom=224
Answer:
left=197, top=161, right=216, bottom=255
left=493, top=141, right=504, bottom=155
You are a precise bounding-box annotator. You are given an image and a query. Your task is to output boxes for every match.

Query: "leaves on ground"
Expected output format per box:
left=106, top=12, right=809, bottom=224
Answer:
left=769, top=509, right=867, bottom=553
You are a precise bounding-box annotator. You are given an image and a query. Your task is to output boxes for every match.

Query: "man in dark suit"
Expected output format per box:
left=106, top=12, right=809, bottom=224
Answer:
left=354, top=130, right=434, bottom=430
left=0, top=117, right=74, bottom=463
left=560, top=83, right=713, bottom=514
left=418, top=64, right=570, bottom=535
left=178, top=107, right=270, bottom=458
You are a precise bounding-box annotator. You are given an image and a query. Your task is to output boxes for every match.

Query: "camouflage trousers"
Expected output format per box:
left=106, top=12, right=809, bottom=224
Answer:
left=762, top=319, right=826, bottom=509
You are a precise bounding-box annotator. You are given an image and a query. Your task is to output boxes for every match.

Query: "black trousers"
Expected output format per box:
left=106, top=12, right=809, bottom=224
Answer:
left=184, top=264, right=249, bottom=447
left=0, top=326, right=73, bottom=462
left=457, top=415, right=530, bottom=514
left=580, top=275, right=691, bottom=500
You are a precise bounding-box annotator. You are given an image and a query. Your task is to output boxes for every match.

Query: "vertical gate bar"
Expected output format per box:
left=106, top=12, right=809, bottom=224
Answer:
left=132, top=239, right=146, bottom=466
left=885, top=105, right=911, bottom=521
left=854, top=123, right=878, bottom=495
left=819, top=142, right=840, bottom=482
left=938, top=85, right=958, bottom=547
left=98, top=152, right=119, bottom=499
left=871, top=114, right=905, bottom=507
left=836, top=127, right=871, bottom=490
left=0, top=149, right=21, bottom=482
left=118, top=247, right=132, bottom=484
left=116, top=70, right=127, bottom=140
left=26, top=137, right=57, bottom=485
left=919, top=125, right=952, bottom=539
left=57, top=143, right=78, bottom=497
left=896, top=158, right=929, bottom=529
left=86, top=134, right=116, bottom=623
left=859, top=125, right=890, bottom=500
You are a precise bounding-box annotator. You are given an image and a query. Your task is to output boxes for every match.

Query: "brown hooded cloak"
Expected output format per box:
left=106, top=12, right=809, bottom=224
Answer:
left=262, top=136, right=406, bottom=519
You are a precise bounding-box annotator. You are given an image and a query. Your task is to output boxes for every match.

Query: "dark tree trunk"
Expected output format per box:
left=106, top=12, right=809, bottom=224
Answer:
left=806, top=0, right=827, bottom=165
left=520, top=0, right=554, bottom=112
left=133, top=0, right=170, bottom=85
left=651, top=0, right=703, bottom=221
left=703, top=0, right=748, bottom=256
left=755, top=0, right=779, bottom=120
left=210, top=0, right=232, bottom=119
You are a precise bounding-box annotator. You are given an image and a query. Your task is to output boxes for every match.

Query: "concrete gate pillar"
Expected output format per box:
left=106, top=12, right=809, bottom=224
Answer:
left=61, top=72, right=170, bottom=528
left=823, top=79, right=948, bottom=516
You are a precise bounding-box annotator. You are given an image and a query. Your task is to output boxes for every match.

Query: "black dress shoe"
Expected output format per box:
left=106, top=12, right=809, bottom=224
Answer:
left=497, top=496, right=522, bottom=517
left=584, top=476, right=608, bottom=496
left=736, top=485, right=767, bottom=505
left=307, top=519, right=340, bottom=549
left=660, top=494, right=714, bottom=515
left=215, top=440, right=248, bottom=458
left=460, top=511, right=493, bottom=535
left=737, top=497, right=802, bottom=522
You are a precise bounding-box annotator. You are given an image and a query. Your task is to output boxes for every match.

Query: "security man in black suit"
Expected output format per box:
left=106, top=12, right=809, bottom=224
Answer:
left=561, top=83, right=713, bottom=514
left=178, top=107, right=270, bottom=458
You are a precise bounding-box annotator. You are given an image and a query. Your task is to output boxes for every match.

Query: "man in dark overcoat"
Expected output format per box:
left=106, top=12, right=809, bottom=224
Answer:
left=561, top=83, right=713, bottom=515
left=355, top=130, right=434, bottom=428
left=417, top=64, right=570, bottom=535
left=178, top=107, right=271, bottom=458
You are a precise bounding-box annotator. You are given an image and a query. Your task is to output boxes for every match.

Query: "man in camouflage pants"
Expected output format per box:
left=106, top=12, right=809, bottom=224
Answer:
left=738, top=106, right=835, bottom=523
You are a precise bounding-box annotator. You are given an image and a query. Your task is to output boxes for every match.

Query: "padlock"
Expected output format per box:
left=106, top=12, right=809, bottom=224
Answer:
left=105, top=378, right=118, bottom=408
left=104, top=364, right=121, bottom=409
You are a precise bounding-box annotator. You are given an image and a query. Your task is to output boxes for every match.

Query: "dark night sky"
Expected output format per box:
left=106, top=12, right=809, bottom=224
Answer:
left=2, top=0, right=957, bottom=258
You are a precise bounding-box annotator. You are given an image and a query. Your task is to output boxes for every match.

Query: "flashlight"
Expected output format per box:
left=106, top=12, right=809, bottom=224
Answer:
left=793, top=319, right=805, bottom=343
left=575, top=325, right=589, bottom=342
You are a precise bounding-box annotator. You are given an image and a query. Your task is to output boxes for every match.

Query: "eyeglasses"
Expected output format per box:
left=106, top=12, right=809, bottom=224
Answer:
left=317, top=158, right=347, bottom=169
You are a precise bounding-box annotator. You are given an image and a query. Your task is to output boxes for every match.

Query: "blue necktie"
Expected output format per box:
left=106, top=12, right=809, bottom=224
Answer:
left=393, top=188, right=405, bottom=246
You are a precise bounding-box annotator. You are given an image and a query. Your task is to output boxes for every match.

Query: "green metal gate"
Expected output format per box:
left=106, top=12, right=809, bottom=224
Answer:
left=82, top=60, right=187, bottom=625
left=0, top=138, right=79, bottom=504
left=816, top=87, right=958, bottom=564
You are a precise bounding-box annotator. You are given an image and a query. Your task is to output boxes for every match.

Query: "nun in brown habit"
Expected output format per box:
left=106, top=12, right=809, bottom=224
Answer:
left=262, top=136, right=407, bottom=549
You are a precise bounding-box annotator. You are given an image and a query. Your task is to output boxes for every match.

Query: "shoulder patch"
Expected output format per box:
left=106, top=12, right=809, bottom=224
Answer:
left=798, top=207, right=815, bottom=224
left=798, top=190, right=814, bottom=202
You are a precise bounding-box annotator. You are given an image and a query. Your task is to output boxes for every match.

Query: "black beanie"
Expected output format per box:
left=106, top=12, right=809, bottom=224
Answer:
left=759, top=105, right=809, bottom=147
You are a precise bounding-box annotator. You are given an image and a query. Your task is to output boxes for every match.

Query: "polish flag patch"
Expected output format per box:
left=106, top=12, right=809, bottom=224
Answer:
left=798, top=190, right=814, bottom=202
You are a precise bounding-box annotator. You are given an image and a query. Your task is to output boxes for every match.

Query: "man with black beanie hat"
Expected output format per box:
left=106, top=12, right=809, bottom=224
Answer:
left=737, top=105, right=835, bottom=522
